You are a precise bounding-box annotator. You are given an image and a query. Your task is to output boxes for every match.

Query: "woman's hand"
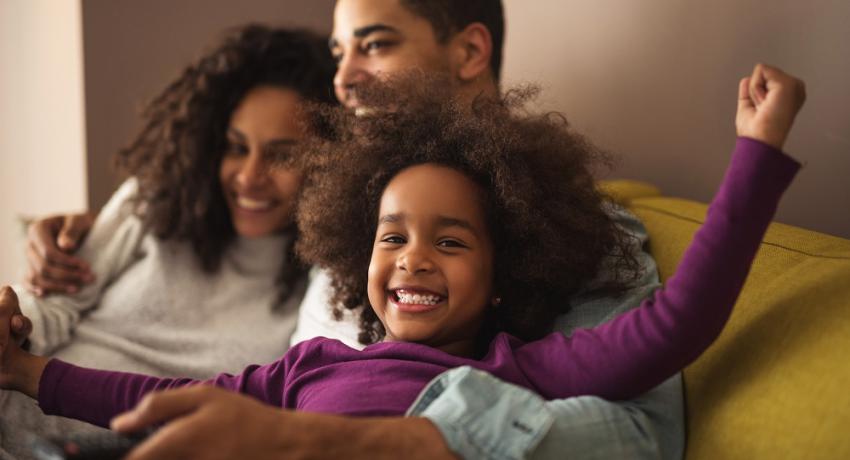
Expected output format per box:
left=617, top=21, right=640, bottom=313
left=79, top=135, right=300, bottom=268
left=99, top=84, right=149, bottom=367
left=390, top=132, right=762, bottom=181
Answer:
left=111, top=385, right=458, bottom=460
left=0, top=286, right=48, bottom=398
left=25, top=212, right=96, bottom=296
left=736, top=63, right=806, bottom=150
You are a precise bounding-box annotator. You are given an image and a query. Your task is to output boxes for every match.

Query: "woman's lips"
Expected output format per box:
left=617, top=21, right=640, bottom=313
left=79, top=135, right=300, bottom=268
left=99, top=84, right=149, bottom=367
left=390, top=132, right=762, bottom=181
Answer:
left=234, top=194, right=276, bottom=212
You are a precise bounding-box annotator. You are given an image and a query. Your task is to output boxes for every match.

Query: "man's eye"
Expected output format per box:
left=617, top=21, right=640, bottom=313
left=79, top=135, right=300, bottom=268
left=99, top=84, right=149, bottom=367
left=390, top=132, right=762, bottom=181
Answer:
left=363, top=40, right=393, bottom=53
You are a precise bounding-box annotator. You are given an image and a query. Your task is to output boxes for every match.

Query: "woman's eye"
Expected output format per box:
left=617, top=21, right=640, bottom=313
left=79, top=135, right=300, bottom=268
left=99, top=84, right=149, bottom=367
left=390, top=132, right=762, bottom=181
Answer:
left=265, top=145, right=296, bottom=168
left=225, top=142, right=248, bottom=156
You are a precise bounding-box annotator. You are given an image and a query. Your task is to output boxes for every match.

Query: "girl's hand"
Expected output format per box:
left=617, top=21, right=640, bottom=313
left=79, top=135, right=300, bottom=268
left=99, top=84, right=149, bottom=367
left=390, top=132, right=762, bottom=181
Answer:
left=736, top=63, right=806, bottom=150
left=0, top=286, right=48, bottom=399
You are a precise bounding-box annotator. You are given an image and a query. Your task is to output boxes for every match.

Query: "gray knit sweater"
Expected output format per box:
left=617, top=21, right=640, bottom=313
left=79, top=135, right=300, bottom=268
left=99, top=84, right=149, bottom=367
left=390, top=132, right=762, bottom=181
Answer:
left=0, top=179, right=306, bottom=459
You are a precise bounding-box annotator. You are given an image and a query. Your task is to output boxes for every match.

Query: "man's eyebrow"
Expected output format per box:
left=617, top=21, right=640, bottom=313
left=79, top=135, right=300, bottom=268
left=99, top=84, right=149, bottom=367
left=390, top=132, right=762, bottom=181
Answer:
left=329, top=24, right=400, bottom=49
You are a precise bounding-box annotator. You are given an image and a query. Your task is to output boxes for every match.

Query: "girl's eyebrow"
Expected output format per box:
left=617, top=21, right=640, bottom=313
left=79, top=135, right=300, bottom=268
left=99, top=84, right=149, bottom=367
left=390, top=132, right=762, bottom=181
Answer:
left=378, top=213, right=476, bottom=233
left=436, top=216, right=475, bottom=232
left=379, top=213, right=403, bottom=224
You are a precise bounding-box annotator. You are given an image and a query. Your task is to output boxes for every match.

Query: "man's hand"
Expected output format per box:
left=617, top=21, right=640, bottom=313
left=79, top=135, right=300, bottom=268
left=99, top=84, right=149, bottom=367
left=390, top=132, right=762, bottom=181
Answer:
left=25, top=212, right=96, bottom=296
left=111, top=386, right=459, bottom=460
left=736, top=63, right=806, bottom=150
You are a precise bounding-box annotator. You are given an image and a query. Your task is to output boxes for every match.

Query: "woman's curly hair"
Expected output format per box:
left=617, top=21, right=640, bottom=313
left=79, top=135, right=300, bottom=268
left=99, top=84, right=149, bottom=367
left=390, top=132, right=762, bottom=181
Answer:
left=114, top=24, right=336, bottom=304
left=295, top=75, right=642, bottom=347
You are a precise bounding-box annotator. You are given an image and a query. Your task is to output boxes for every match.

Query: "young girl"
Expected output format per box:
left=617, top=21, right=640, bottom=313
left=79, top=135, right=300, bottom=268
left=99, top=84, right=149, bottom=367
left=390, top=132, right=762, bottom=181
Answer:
left=0, top=24, right=335, bottom=456
left=0, top=64, right=805, bottom=427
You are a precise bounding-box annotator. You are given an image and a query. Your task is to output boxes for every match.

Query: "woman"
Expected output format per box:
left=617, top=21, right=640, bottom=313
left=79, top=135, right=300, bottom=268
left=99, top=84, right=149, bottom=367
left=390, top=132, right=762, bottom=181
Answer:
left=0, top=23, right=335, bottom=459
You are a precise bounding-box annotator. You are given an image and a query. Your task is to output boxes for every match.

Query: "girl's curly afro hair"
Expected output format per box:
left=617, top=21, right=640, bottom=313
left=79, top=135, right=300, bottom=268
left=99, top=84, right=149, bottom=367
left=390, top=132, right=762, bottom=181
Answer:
left=295, top=75, right=641, bottom=347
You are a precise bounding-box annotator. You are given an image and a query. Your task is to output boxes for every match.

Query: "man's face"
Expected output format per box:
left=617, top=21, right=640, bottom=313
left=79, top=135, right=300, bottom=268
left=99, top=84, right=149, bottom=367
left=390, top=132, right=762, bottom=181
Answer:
left=331, top=0, right=454, bottom=109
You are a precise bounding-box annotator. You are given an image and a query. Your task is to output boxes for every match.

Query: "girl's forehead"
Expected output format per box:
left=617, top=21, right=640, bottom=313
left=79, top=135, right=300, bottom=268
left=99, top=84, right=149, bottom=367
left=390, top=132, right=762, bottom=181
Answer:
left=379, top=164, right=488, bottom=228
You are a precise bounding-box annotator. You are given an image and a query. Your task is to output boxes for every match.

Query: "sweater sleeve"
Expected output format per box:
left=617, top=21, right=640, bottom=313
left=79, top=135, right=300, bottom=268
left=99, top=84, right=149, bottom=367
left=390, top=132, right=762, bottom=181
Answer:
left=37, top=354, right=291, bottom=428
left=513, top=138, right=800, bottom=401
left=15, top=179, right=148, bottom=354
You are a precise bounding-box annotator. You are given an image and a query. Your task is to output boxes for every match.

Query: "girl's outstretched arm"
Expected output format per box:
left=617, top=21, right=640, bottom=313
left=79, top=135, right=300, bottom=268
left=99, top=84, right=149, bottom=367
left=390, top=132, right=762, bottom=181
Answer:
left=513, top=64, right=806, bottom=401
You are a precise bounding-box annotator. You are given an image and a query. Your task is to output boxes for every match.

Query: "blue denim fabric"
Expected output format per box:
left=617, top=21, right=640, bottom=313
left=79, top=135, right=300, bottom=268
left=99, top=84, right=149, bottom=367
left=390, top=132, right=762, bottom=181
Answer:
left=407, top=207, right=685, bottom=459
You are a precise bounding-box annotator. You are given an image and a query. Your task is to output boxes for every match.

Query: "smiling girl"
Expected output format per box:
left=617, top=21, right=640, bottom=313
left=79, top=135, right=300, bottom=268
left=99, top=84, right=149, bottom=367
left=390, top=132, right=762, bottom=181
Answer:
left=0, top=64, right=805, bottom=425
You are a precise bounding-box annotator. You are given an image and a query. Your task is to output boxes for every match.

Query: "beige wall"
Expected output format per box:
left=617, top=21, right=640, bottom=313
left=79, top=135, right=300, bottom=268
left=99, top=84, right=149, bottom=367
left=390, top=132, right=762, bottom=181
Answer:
left=502, top=0, right=850, bottom=238
left=82, top=0, right=335, bottom=210
left=0, top=0, right=88, bottom=283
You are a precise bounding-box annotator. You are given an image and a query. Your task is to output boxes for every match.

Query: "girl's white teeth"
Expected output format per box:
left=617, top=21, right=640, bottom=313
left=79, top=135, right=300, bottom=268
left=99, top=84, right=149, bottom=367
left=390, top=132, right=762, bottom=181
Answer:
left=395, top=290, right=442, bottom=305
left=236, top=196, right=273, bottom=211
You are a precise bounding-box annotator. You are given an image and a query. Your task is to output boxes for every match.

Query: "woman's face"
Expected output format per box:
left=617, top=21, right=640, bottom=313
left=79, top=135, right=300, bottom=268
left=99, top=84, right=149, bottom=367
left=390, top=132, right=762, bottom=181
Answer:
left=220, top=85, right=304, bottom=238
left=367, top=164, right=495, bottom=357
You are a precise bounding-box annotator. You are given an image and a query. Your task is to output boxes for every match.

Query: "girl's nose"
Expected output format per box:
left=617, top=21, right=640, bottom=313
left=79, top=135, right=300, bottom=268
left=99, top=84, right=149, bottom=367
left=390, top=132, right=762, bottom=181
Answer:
left=396, top=245, right=435, bottom=274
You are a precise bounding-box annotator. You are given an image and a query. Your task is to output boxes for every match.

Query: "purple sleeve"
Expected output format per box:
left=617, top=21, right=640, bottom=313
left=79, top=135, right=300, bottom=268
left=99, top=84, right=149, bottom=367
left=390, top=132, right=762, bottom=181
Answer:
left=38, top=356, right=291, bottom=428
left=513, top=138, right=800, bottom=401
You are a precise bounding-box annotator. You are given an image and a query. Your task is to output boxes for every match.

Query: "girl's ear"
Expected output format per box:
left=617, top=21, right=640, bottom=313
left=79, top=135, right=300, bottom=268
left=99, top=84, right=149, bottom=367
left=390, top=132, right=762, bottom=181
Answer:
left=449, top=22, right=494, bottom=83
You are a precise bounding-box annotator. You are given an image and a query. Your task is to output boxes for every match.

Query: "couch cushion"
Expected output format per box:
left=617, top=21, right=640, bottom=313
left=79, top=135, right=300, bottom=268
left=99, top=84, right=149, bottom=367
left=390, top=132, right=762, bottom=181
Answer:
left=628, top=196, right=850, bottom=460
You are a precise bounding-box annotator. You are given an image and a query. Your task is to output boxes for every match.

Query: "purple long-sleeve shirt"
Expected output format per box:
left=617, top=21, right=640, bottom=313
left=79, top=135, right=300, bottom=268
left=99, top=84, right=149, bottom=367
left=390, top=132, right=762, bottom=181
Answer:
left=37, top=138, right=800, bottom=428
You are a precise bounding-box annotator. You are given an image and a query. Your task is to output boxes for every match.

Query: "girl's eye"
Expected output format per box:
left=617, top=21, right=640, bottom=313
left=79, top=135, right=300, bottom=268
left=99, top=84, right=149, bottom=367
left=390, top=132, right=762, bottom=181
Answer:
left=381, top=235, right=405, bottom=244
left=437, top=239, right=466, bottom=249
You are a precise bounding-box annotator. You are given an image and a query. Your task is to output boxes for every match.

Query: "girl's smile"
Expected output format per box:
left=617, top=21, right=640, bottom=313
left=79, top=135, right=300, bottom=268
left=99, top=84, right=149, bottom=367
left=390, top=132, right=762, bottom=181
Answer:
left=388, top=286, right=447, bottom=312
left=367, top=163, right=495, bottom=357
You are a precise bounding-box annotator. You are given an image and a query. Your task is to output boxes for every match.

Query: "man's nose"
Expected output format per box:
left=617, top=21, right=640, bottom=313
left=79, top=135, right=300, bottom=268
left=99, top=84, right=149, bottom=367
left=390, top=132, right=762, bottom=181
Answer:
left=334, top=52, right=369, bottom=104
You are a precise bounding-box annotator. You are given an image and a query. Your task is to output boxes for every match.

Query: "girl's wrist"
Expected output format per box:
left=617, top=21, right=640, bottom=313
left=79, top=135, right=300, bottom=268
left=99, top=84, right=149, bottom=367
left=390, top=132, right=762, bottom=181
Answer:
left=17, top=353, right=49, bottom=399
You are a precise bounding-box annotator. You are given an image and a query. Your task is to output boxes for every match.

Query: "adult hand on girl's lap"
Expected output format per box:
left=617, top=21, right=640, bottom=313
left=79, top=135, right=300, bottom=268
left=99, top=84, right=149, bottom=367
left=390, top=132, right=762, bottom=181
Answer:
left=112, top=385, right=459, bottom=460
left=736, top=63, right=806, bottom=150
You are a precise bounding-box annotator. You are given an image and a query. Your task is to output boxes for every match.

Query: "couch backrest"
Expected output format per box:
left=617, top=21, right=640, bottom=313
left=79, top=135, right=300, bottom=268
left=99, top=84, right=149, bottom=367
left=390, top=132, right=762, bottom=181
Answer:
left=627, top=195, right=850, bottom=460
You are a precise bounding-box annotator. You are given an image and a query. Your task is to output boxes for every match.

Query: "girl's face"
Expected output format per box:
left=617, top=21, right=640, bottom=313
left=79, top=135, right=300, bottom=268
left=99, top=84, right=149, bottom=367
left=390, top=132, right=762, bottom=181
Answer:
left=367, top=164, right=495, bottom=356
left=220, top=86, right=304, bottom=238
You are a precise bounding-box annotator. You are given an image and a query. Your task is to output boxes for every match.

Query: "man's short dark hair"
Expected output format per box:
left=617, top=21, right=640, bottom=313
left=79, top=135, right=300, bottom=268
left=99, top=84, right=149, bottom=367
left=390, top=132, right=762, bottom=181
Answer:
left=400, top=0, right=505, bottom=81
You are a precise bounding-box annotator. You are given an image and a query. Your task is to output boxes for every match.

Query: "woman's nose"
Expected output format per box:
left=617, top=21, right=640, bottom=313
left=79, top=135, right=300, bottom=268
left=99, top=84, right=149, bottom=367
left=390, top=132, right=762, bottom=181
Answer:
left=236, top=151, right=269, bottom=188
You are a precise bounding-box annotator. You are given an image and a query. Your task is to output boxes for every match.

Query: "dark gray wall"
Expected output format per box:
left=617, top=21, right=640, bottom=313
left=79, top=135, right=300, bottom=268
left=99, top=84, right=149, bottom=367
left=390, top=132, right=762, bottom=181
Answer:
left=82, top=0, right=335, bottom=210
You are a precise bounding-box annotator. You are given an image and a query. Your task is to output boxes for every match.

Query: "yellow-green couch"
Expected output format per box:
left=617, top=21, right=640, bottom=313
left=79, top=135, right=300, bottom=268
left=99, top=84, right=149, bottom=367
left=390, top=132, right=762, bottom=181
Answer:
left=602, top=180, right=850, bottom=460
